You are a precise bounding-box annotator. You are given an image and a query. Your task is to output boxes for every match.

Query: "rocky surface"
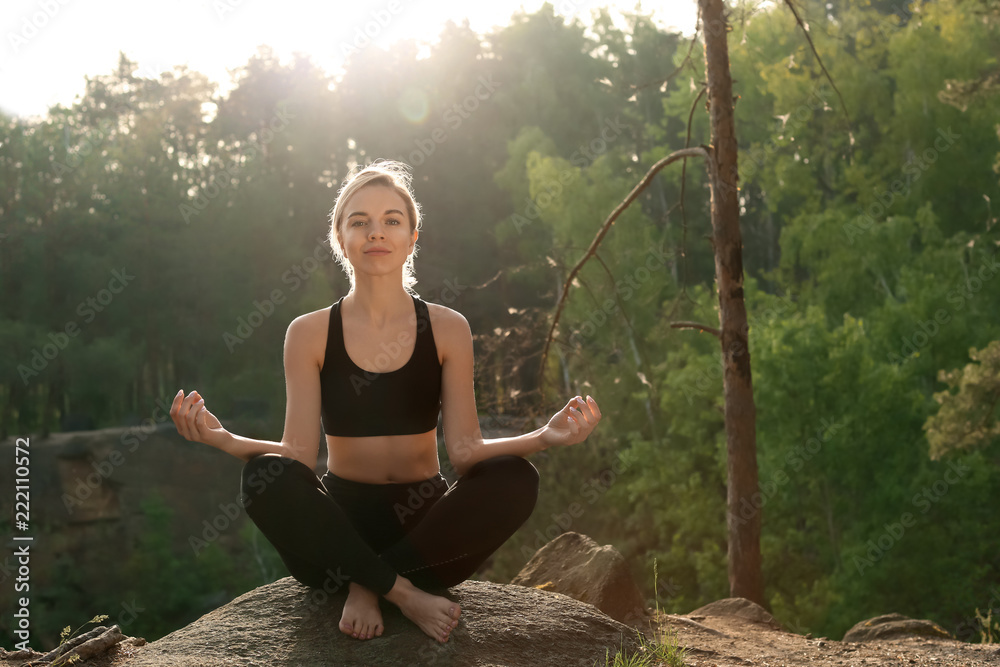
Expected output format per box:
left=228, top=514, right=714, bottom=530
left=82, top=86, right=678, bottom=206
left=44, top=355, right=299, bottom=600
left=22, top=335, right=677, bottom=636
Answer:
left=649, top=602, right=1000, bottom=667
left=842, top=612, right=953, bottom=642
left=63, top=577, right=642, bottom=667
left=5, top=590, right=998, bottom=667
left=687, top=596, right=784, bottom=631
left=510, top=531, right=647, bottom=624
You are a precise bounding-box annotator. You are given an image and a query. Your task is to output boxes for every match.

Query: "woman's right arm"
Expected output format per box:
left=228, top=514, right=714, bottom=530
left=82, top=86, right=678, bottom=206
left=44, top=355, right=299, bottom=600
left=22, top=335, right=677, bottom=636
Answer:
left=170, top=315, right=322, bottom=470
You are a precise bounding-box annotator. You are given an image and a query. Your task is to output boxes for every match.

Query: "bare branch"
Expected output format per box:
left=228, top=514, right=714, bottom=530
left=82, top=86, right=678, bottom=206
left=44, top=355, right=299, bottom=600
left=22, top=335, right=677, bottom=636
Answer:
left=782, top=0, right=853, bottom=138
left=538, top=146, right=709, bottom=384
left=669, top=321, right=722, bottom=338
left=629, top=24, right=703, bottom=92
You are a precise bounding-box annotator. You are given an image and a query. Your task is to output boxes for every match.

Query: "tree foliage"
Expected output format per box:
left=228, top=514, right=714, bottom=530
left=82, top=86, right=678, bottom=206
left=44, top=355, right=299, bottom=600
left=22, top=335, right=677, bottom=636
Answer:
left=2, top=0, right=1000, bottom=644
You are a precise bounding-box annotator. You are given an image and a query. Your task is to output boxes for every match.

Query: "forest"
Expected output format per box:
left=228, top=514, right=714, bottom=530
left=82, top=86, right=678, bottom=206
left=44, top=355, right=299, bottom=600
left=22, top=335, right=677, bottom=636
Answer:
left=1, top=0, right=999, bottom=647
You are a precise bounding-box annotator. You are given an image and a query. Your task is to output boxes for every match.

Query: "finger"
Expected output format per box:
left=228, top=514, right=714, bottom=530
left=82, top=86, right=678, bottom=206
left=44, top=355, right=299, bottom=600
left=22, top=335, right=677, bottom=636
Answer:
left=195, top=400, right=206, bottom=430
left=186, top=398, right=205, bottom=435
left=586, top=395, right=602, bottom=420
left=577, top=396, right=598, bottom=422
left=184, top=391, right=202, bottom=418
left=170, top=390, right=187, bottom=437
left=175, top=391, right=198, bottom=440
left=177, top=391, right=196, bottom=417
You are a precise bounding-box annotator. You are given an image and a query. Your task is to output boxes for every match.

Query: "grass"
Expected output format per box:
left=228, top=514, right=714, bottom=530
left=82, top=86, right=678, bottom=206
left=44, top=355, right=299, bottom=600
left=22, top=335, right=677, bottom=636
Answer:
left=596, top=558, right=687, bottom=667
left=49, top=614, right=110, bottom=666
left=975, top=607, right=1000, bottom=644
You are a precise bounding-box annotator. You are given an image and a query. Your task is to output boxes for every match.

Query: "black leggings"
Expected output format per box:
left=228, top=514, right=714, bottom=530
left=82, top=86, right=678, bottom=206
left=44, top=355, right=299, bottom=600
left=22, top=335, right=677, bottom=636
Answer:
left=240, top=453, right=539, bottom=596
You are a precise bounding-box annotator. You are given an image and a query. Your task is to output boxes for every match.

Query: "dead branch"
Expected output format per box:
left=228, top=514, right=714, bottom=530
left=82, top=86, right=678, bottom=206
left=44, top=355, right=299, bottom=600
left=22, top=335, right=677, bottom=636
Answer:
left=30, top=625, right=130, bottom=666
left=30, top=625, right=110, bottom=665
left=538, top=146, right=709, bottom=386
left=669, top=321, right=722, bottom=338
left=782, top=0, right=853, bottom=140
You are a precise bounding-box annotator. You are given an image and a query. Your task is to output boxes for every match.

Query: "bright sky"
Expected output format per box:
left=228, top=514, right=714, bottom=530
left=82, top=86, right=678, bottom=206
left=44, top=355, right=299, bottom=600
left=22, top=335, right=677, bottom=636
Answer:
left=0, top=0, right=698, bottom=120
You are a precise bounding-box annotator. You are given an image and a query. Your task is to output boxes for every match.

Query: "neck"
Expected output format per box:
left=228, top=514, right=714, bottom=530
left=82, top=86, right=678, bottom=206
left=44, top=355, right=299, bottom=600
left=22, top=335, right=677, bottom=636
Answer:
left=345, top=278, right=412, bottom=326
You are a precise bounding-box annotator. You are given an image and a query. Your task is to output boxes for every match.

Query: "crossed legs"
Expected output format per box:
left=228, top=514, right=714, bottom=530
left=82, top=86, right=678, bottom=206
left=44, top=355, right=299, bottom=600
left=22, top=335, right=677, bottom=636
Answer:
left=239, top=453, right=539, bottom=641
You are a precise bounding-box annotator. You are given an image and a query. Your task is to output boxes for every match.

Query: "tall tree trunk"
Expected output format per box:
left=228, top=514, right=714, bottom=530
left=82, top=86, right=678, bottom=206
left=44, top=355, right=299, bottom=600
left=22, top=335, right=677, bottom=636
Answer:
left=699, top=0, right=763, bottom=604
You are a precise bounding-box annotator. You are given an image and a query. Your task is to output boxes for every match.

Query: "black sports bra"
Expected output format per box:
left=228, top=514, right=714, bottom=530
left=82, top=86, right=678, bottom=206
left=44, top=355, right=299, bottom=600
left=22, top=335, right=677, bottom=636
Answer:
left=319, top=294, right=442, bottom=437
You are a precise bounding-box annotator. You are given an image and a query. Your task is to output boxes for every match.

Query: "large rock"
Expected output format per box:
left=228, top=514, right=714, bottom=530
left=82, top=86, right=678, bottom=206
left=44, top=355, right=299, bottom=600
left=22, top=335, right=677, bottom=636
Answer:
left=121, top=576, right=641, bottom=667
left=687, top=597, right=783, bottom=631
left=842, top=613, right=952, bottom=642
left=510, top=532, right=647, bottom=624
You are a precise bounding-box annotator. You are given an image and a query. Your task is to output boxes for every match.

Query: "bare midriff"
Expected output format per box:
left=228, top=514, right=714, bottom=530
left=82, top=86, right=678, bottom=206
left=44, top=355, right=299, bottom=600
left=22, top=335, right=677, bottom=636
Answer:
left=325, top=428, right=441, bottom=484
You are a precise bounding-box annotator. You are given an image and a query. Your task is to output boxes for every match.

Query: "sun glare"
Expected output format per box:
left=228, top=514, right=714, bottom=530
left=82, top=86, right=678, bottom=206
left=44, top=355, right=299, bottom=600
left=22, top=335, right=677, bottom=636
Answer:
left=0, top=0, right=697, bottom=119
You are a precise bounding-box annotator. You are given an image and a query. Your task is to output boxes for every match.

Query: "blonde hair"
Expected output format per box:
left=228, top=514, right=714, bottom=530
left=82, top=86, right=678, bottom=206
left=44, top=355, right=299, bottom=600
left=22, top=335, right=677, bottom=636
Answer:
left=328, top=160, right=422, bottom=293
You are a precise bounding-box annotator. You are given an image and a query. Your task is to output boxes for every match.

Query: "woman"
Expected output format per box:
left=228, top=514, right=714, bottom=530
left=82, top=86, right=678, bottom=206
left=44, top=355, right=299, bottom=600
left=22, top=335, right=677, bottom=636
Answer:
left=169, top=160, right=602, bottom=644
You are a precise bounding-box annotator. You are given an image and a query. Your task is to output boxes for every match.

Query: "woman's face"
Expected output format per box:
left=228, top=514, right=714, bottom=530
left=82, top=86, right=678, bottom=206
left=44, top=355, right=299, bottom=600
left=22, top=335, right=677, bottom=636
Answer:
left=338, top=184, right=417, bottom=276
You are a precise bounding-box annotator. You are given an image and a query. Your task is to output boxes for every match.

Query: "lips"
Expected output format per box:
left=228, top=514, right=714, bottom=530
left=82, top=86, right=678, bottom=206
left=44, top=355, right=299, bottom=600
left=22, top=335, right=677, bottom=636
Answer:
left=365, top=249, right=390, bottom=254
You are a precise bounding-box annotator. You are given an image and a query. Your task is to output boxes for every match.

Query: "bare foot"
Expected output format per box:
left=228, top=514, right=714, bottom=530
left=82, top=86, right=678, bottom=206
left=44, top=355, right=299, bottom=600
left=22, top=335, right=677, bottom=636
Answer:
left=339, top=582, right=384, bottom=640
left=383, top=576, right=461, bottom=643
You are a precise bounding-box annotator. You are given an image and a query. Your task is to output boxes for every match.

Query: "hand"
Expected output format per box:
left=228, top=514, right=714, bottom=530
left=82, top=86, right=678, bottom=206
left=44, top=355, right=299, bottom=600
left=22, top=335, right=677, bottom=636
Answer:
left=539, top=395, right=602, bottom=450
left=169, top=389, right=232, bottom=452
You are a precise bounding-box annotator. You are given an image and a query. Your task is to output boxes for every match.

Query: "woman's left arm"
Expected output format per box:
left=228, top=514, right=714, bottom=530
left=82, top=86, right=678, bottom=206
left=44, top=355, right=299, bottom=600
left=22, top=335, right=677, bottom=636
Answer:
left=437, top=308, right=601, bottom=476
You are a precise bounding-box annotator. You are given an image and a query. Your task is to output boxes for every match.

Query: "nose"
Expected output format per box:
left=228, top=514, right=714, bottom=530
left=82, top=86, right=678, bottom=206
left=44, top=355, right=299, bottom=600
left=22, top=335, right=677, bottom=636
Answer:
left=368, top=224, right=385, bottom=240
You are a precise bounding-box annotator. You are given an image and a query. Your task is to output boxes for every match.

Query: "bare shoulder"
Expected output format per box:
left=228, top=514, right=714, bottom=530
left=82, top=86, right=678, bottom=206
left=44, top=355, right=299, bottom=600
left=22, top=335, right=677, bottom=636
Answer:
left=425, top=302, right=472, bottom=363
left=285, top=305, right=332, bottom=368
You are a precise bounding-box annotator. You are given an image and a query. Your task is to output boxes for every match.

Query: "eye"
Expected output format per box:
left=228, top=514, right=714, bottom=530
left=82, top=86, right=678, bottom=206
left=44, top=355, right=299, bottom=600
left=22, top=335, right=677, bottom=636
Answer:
left=387, top=218, right=401, bottom=225
left=350, top=219, right=366, bottom=226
